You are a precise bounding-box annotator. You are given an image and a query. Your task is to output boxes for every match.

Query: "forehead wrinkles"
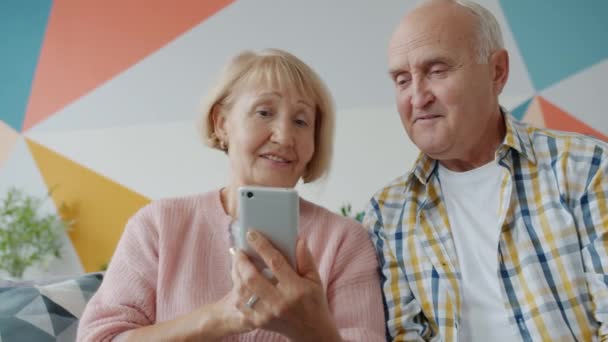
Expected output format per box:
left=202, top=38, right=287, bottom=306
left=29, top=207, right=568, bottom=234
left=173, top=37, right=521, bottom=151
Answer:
left=389, top=26, right=445, bottom=68
left=390, top=29, right=435, bottom=54
left=389, top=19, right=475, bottom=69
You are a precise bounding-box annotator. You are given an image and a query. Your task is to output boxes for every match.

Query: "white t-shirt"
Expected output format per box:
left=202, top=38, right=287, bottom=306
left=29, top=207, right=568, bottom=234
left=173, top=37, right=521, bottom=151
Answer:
left=438, top=161, right=519, bottom=341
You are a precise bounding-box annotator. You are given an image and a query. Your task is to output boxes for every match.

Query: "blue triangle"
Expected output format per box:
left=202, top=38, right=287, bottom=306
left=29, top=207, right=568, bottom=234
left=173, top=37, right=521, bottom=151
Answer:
left=510, top=98, right=533, bottom=121
left=41, top=295, right=77, bottom=335
left=0, top=317, right=55, bottom=340
left=500, top=0, right=608, bottom=91
left=76, top=273, right=104, bottom=301
left=0, top=0, right=53, bottom=132
left=0, top=287, right=39, bottom=316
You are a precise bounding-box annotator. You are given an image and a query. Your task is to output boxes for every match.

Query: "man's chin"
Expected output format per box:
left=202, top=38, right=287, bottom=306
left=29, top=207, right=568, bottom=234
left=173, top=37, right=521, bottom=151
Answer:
left=415, top=141, right=450, bottom=159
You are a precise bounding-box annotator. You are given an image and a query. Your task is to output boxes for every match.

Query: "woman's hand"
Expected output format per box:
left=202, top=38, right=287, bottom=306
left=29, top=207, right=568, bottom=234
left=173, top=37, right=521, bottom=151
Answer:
left=229, top=230, right=343, bottom=342
left=119, top=231, right=342, bottom=342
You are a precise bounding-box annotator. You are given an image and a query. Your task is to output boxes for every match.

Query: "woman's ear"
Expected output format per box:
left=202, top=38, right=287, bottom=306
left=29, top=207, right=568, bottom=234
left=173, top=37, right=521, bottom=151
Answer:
left=211, top=104, right=227, bottom=141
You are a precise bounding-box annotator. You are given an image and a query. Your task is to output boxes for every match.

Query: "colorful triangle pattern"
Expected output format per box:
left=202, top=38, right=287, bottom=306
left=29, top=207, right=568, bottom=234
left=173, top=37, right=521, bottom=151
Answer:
left=26, top=139, right=150, bottom=273
left=0, top=121, right=20, bottom=169
left=22, top=0, right=234, bottom=131
left=537, top=97, right=607, bottom=141
left=510, top=98, right=532, bottom=121
left=516, top=96, right=607, bottom=141
left=0, top=0, right=52, bottom=132
left=521, top=97, right=546, bottom=128
left=0, top=273, right=102, bottom=340
left=499, top=0, right=608, bottom=91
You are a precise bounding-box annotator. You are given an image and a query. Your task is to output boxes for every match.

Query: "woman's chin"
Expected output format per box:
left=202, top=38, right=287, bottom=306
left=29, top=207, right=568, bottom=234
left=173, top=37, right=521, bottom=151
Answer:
left=255, top=176, right=298, bottom=188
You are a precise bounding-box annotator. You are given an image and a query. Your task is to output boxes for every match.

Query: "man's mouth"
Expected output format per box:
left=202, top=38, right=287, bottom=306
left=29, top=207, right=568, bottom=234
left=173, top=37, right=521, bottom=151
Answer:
left=414, top=114, right=442, bottom=123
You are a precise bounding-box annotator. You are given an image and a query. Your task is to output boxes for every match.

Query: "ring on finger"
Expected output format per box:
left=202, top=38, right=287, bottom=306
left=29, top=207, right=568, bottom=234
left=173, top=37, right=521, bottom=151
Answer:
left=245, top=294, right=259, bottom=309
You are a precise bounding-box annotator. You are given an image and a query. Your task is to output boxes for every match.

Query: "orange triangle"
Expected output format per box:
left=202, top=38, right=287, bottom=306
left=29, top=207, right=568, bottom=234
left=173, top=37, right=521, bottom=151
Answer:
left=537, top=97, right=608, bottom=141
left=26, top=138, right=150, bottom=272
left=23, top=0, right=234, bottom=131
left=0, top=121, right=20, bottom=169
left=522, top=97, right=546, bottom=128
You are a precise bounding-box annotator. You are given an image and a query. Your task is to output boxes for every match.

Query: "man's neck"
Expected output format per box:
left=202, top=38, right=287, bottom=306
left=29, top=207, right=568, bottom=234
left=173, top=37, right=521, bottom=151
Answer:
left=439, top=110, right=506, bottom=172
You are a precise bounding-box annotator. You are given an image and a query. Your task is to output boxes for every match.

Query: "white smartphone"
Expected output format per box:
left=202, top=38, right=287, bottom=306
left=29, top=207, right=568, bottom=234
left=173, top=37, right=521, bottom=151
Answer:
left=235, top=186, right=299, bottom=270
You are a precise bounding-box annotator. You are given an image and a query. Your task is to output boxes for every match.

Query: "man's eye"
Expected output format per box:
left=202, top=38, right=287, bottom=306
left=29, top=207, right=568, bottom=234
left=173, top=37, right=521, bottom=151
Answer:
left=396, top=74, right=411, bottom=85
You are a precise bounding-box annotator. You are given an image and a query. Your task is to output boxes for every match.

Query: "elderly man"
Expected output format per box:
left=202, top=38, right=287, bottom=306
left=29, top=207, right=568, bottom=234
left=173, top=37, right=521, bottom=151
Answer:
left=364, top=0, right=608, bottom=341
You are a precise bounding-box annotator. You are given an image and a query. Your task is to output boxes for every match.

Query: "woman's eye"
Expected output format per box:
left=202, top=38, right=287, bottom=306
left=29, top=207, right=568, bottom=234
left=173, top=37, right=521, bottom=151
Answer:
left=256, top=109, right=271, bottom=117
left=295, top=118, right=309, bottom=127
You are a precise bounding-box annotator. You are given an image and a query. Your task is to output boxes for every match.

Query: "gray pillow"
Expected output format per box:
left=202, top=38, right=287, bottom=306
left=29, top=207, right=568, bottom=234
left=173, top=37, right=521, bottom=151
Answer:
left=0, top=273, right=102, bottom=342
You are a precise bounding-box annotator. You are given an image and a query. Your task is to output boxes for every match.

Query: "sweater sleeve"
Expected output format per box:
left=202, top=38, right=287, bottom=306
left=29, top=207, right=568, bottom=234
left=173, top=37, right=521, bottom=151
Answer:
left=77, top=204, right=159, bottom=341
left=325, top=220, right=386, bottom=341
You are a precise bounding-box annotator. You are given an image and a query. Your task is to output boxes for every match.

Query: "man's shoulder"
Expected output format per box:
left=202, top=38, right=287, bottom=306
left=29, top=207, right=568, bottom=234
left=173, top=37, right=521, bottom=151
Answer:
left=366, top=171, right=425, bottom=217
left=525, top=123, right=608, bottom=161
left=364, top=172, right=423, bottom=234
left=370, top=172, right=413, bottom=201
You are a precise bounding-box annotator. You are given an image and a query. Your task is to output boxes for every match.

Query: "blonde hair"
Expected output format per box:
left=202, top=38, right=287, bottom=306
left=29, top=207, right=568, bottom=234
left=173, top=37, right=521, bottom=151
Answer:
left=199, top=49, right=335, bottom=183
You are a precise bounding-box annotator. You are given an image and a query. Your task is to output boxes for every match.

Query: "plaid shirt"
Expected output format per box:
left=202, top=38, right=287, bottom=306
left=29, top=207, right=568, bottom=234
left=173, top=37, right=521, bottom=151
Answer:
left=364, top=113, right=608, bottom=341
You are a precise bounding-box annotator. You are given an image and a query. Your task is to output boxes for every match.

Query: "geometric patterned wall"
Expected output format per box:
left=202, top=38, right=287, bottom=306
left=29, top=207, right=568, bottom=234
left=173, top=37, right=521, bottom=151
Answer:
left=502, top=0, right=608, bottom=141
left=1, top=0, right=607, bottom=277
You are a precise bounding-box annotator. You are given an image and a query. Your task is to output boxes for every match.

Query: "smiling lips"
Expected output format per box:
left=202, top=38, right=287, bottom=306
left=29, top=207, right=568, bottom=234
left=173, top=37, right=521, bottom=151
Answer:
left=414, top=114, right=442, bottom=123
left=260, top=153, right=293, bottom=164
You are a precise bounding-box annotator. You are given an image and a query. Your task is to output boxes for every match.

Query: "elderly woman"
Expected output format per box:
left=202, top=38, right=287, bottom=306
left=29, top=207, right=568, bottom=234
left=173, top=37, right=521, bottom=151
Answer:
left=77, top=49, right=385, bottom=341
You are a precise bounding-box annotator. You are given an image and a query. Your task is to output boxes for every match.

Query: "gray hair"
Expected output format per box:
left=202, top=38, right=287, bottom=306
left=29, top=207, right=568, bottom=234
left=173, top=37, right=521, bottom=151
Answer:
left=419, top=0, right=504, bottom=63
left=455, top=1, right=504, bottom=62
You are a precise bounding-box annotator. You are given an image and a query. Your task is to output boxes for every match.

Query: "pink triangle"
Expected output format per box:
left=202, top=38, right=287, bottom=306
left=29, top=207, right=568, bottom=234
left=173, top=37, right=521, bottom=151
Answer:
left=0, top=121, right=20, bottom=169
left=522, top=97, right=546, bottom=128
left=23, top=0, right=234, bottom=131
left=538, top=96, right=607, bottom=141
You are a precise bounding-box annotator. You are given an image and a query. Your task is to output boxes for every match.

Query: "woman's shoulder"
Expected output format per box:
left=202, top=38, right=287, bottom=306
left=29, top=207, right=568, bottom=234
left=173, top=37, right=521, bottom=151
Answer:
left=155, top=191, right=217, bottom=209
left=300, top=199, right=368, bottom=239
left=299, top=199, right=378, bottom=283
left=129, top=190, right=224, bottom=229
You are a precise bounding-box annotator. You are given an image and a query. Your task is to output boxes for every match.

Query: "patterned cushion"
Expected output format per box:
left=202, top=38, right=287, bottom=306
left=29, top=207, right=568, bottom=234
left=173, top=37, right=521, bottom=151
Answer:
left=0, top=273, right=103, bottom=342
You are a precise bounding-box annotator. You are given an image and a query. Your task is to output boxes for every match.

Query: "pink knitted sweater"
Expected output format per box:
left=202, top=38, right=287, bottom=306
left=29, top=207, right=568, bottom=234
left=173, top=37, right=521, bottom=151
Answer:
left=77, top=190, right=385, bottom=341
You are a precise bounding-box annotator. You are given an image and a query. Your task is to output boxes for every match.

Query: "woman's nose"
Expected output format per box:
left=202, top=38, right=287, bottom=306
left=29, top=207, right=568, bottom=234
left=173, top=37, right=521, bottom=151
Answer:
left=271, top=119, right=295, bottom=147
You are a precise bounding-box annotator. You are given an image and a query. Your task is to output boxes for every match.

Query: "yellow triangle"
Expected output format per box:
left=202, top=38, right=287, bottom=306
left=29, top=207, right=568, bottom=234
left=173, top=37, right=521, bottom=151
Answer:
left=0, top=121, right=20, bottom=169
left=523, top=97, right=546, bottom=128
left=26, top=138, right=150, bottom=272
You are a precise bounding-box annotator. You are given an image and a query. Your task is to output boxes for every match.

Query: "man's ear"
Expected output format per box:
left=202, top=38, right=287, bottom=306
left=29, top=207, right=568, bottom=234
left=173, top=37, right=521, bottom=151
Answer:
left=490, top=49, right=509, bottom=95
left=211, top=104, right=227, bottom=140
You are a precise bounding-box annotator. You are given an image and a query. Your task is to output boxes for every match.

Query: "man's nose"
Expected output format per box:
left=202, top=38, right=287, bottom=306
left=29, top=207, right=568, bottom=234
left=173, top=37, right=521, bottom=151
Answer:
left=410, top=77, right=434, bottom=109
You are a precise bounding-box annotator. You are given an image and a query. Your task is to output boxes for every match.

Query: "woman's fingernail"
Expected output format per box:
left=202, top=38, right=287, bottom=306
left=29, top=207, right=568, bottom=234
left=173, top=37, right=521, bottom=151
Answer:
left=261, top=268, right=274, bottom=279
left=247, top=230, right=258, bottom=242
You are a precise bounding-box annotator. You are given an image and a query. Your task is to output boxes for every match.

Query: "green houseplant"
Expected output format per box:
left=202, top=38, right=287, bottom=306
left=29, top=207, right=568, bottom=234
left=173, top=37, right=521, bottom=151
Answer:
left=340, top=203, right=365, bottom=223
left=0, top=187, right=69, bottom=279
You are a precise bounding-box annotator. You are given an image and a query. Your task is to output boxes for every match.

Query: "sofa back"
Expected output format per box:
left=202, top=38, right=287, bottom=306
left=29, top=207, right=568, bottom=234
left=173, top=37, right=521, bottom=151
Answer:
left=0, top=273, right=103, bottom=342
